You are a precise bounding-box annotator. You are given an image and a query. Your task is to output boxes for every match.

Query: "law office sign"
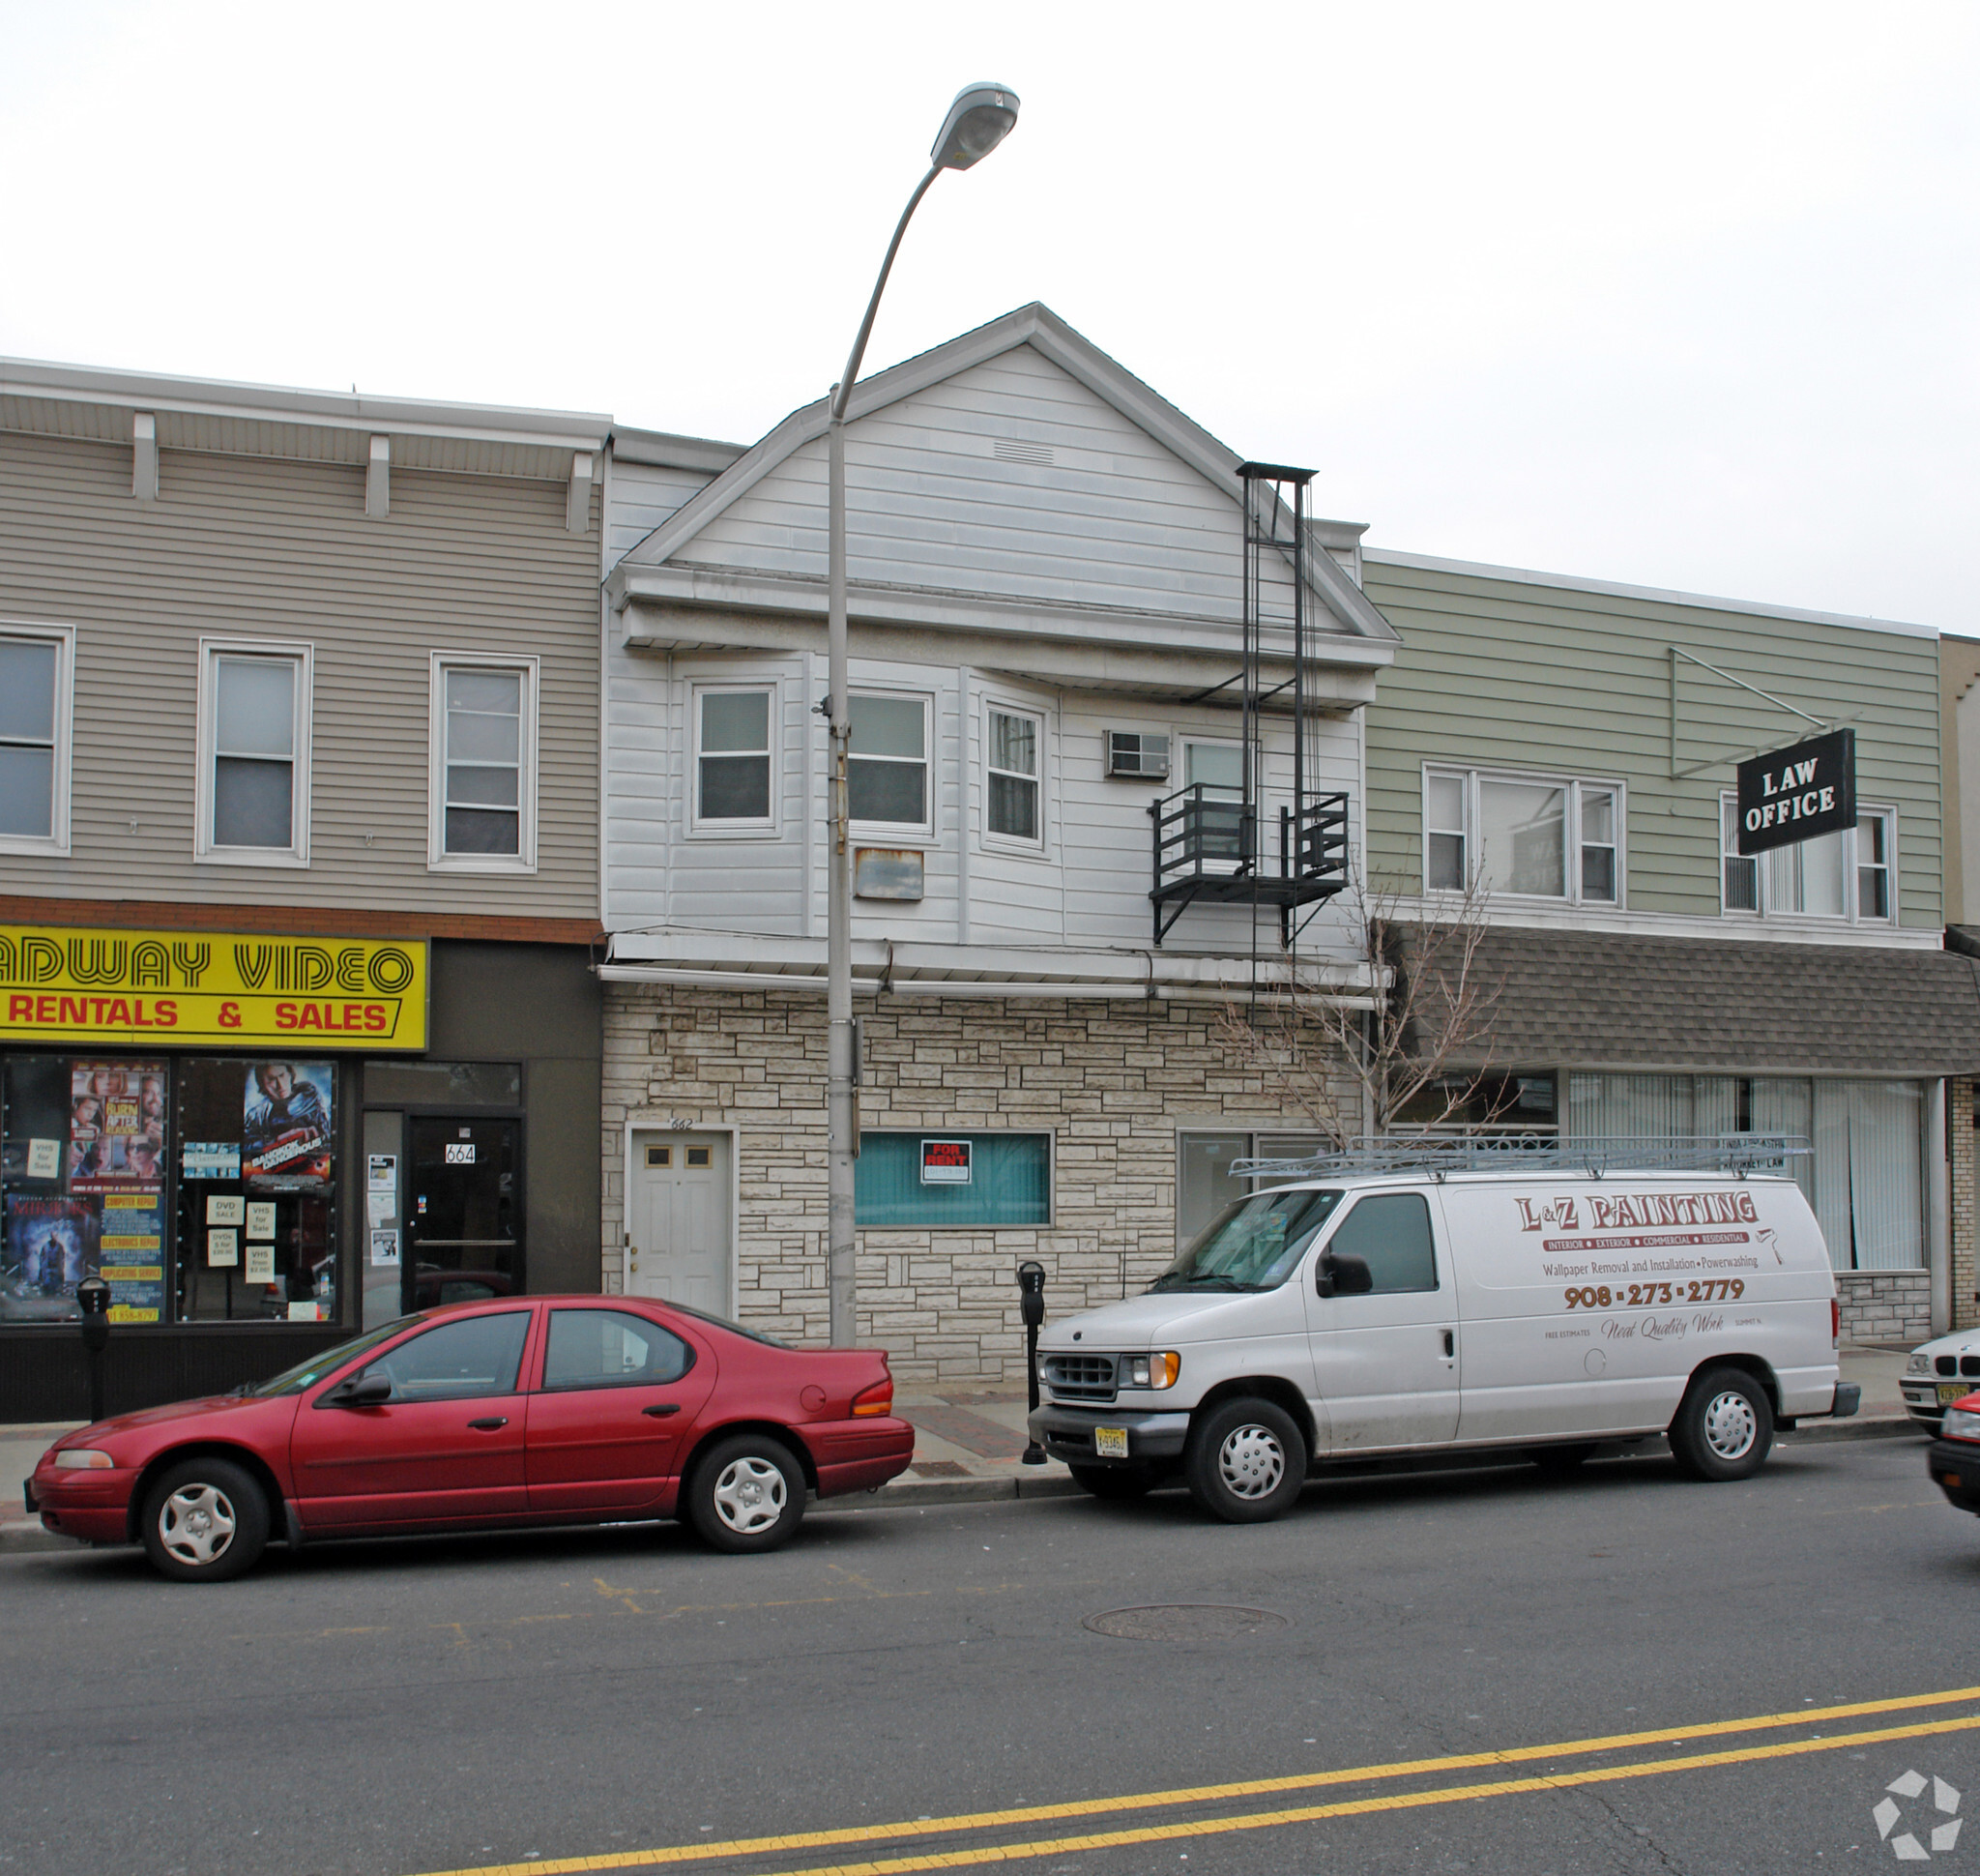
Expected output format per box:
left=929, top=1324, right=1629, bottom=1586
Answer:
left=1735, top=729, right=1855, bottom=857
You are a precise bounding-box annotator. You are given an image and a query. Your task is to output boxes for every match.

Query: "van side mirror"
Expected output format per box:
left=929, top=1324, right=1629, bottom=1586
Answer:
left=1316, top=1251, right=1374, bottom=1298
left=325, top=1371, right=393, bottom=1408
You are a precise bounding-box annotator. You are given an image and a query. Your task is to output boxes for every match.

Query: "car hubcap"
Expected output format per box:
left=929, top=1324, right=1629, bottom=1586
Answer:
left=1703, top=1391, right=1758, bottom=1460
left=713, top=1456, right=787, bottom=1534
left=1217, top=1424, right=1285, bottom=1500
left=160, top=1484, right=236, bottom=1566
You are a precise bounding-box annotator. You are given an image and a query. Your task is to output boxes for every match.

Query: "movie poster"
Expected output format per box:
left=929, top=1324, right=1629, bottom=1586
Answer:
left=243, top=1062, right=335, bottom=1191
left=67, top=1061, right=167, bottom=1193
left=1, top=1194, right=101, bottom=1318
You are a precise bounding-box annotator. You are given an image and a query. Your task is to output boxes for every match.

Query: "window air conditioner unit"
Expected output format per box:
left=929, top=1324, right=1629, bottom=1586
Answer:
left=1108, top=732, right=1171, bottom=779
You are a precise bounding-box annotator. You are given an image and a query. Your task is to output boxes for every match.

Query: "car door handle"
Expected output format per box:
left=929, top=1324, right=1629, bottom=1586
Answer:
left=642, top=1402, right=682, bottom=1418
left=468, top=1417, right=509, bottom=1430
left=1441, top=1331, right=1455, bottom=1359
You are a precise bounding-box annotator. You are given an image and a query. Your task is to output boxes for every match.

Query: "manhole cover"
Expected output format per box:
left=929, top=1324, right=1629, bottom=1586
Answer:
left=1083, top=1603, right=1289, bottom=1641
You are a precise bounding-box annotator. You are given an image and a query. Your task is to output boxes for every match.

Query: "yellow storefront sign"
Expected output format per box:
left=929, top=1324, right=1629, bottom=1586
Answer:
left=0, top=923, right=428, bottom=1051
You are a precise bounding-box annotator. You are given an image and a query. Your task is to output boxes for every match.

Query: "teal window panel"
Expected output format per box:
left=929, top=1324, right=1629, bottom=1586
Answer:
left=855, top=1131, right=1051, bottom=1226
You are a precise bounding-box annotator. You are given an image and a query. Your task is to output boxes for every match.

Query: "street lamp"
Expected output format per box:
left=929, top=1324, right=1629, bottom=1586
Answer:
left=826, top=82, right=1020, bottom=1346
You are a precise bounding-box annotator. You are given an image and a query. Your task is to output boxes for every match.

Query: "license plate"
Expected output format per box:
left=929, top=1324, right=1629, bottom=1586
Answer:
left=1939, top=1384, right=1971, bottom=1405
left=1094, top=1426, right=1129, bottom=1460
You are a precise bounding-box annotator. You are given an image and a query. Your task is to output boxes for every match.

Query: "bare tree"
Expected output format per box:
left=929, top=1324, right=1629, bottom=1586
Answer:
left=1214, top=872, right=1501, bottom=1148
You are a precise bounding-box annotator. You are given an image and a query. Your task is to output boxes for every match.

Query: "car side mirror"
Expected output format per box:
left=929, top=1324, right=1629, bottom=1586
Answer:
left=326, top=1371, right=393, bottom=1408
left=1316, top=1251, right=1375, bottom=1298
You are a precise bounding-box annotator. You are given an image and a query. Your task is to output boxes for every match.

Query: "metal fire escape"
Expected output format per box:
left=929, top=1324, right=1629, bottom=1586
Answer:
left=1149, top=461, right=1350, bottom=946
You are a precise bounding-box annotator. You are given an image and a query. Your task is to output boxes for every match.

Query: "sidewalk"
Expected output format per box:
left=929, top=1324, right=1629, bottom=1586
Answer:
left=0, top=1346, right=1925, bottom=1556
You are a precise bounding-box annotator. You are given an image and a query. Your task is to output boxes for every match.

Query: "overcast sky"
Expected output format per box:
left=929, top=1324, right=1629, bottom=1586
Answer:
left=4, top=2, right=1974, bottom=630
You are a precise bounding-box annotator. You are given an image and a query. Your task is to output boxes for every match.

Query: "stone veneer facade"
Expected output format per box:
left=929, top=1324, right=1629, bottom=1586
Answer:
left=600, top=985, right=1342, bottom=1386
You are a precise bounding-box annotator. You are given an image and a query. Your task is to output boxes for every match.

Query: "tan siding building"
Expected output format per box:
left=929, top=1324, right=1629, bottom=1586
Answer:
left=0, top=359, right=612, bottom=1419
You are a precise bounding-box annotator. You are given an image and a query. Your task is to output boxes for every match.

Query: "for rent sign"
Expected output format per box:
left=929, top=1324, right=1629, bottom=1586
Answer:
left=0, top=923, right=428, bottom=1049
left=1734, top=729, right=1855, bottom=857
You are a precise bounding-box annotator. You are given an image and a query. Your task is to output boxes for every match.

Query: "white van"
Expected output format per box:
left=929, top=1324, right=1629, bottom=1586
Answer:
left=1028, top=1160, right=1859, bottom=1521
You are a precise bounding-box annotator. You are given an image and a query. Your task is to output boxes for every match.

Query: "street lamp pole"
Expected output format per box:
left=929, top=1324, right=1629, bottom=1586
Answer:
left=826, top=83, right=1020, bottom=1346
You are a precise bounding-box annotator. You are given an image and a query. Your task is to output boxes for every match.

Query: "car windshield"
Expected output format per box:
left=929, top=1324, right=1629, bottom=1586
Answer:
left=1150, top=1188, right=1344, bottom=1293
left=250, top=1316, right=427, bottom=1396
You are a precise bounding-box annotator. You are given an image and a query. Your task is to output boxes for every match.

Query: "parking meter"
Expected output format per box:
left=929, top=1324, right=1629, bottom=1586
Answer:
left=75, top=1275, right=110, bottom=1422
left=1016, top=1261, right=1046, bottom=1465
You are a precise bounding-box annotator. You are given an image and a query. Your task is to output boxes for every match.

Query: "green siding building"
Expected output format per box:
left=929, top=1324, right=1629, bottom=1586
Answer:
left=1358, top=546, right=1980, bottom=1339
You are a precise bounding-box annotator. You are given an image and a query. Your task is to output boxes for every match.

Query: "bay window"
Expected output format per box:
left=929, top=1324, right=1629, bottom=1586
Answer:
left=849, top=692, right=929, bottom=835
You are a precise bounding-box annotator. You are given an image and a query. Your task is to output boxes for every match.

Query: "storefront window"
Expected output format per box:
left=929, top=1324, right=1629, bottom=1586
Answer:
left=175, top=1059, right=338, bottom=1322
left=1566, top=1071, right=1924, bottom=1273
left=3, top=1055, right=169, bottom=1323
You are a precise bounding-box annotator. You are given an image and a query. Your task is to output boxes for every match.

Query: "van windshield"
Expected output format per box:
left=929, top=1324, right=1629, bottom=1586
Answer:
left=1150, top=1188, right=1344, bottom=1293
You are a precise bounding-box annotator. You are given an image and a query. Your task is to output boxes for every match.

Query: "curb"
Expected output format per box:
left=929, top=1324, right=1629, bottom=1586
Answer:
left=1779, top=1415, right=1924, bottom=1446
left=830, top=1474, right=1085, bottom=1510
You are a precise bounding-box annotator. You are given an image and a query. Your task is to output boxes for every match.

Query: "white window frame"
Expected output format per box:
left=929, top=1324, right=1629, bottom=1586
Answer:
left=0, top=621, right=75, bottom=858
left=848, top=689, right=934, bottom=843
left=688, top=681, right=780, bottom=837
left=194, top=637, right=313, bottom=867
left=427, top=653, right=539, bottom=873
left=1421, top=765, right=1626, bottom=907
left=1179, top=734, right=1244, bottom=799
left=982, top=699, right=1045, bottom=852
left=1719, top=792, right=1897, bottom=924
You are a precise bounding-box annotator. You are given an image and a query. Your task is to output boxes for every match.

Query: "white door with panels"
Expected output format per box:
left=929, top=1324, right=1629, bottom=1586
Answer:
left=627, top=1132, right=731, bottom=1314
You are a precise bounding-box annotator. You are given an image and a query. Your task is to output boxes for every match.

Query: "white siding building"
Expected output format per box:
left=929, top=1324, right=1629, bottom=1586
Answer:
left=597, top=306, right=1399, bottom=1381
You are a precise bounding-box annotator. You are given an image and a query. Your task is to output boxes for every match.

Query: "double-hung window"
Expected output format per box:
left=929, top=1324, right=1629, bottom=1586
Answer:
left=849, top=692, right=929, bottom=835
left=1423, top=767, right=1621, bottom=904
left=1721, top=796, right=1894, bottom=923
left=430, top=656, right=538, bottom=868
left=196, top=640, right=312, bottom=865
left=986, top=705, right=1042, bottom=844
left=0, top=624, right=73, bottom=855
left=693, top=686, right=775, bottom=830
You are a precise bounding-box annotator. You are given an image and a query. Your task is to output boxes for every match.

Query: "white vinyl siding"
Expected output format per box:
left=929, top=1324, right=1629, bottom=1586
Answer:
left=194, top=639, right=313, bottom=866
left=1424, top=767, right=1623, bottom=906
left=428, top=654, right=539, bottom=872
left=0, top=622, right=73, bottom=856
left=1720, top=795, right=1895, bottom=923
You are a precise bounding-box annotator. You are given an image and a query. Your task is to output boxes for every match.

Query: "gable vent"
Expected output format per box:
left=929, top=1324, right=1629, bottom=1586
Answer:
left=992, top=438, right=1054, bottom=466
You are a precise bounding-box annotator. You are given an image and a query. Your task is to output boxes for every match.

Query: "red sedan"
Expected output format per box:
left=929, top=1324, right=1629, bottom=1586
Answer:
left=26, top=1295, right=913, bottom=1581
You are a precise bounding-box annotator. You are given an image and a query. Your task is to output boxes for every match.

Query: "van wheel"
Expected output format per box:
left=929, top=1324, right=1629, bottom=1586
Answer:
left=1069, top=1463, right=1158, bottom=1501
left=1669, top=1368, right=1773, bottom=1481
left=1184, top=1399, right=1307, bottom=1524
left=140, top=1457, right=269, bottom=1582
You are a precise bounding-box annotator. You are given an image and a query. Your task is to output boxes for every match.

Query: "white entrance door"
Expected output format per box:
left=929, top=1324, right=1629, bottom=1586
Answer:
left=627, top=1132, right=731, bottom=1314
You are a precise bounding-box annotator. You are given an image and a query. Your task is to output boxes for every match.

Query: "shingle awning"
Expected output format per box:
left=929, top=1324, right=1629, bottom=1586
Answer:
left=1400, top=925, right=1980, bottom=1078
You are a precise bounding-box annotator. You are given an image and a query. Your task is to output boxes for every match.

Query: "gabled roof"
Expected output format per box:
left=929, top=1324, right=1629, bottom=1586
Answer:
left=610, top=302, right=1397, bottom=644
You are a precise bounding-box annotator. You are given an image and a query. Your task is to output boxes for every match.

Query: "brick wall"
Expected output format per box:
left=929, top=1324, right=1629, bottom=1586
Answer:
left=1835, top=1270, right=1933, bottom=1345
left=601, top=985, right=1335, bottom=1386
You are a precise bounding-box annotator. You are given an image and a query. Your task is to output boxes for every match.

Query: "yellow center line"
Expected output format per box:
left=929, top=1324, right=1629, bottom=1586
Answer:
left=734, top=1713, right=1980, bottom=1876
left=396, top=1684, right=1980, bottom=1876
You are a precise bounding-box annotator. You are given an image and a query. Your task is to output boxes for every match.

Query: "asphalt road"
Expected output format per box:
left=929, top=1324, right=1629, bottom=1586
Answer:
left=3, top=1434, right=1975, bottom=1876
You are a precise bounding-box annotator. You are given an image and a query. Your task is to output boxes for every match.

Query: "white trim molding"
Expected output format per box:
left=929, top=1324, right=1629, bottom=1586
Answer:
left=0, top=620, right=76, bottom=858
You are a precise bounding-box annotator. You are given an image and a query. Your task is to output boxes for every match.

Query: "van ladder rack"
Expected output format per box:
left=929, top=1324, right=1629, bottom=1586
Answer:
left=1232, top=1133, right=1813, bottom=1182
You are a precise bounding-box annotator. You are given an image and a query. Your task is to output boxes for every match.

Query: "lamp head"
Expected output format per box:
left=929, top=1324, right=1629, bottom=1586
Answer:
left=931, top=83, right=1019, bottom=171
